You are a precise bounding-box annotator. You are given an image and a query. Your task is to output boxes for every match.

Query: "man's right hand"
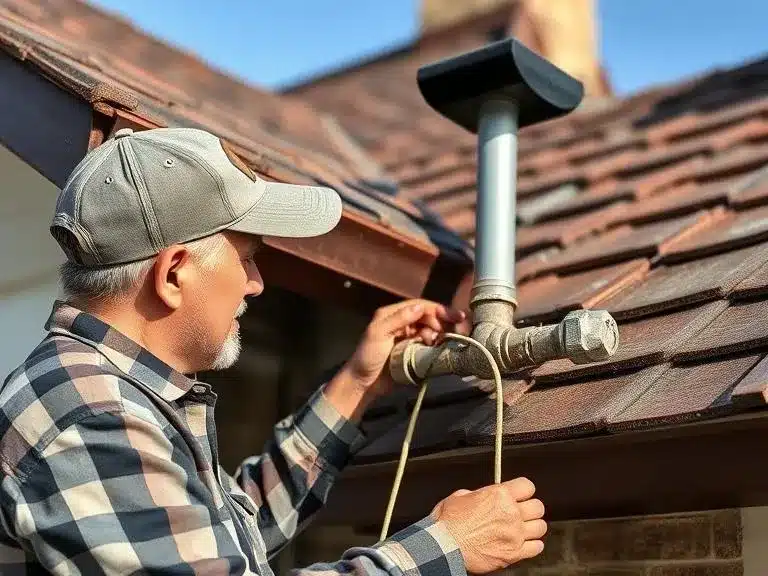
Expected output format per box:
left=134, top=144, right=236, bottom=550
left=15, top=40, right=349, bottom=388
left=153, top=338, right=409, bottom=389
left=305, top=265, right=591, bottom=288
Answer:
left=430, top=477, right=547, bottom=574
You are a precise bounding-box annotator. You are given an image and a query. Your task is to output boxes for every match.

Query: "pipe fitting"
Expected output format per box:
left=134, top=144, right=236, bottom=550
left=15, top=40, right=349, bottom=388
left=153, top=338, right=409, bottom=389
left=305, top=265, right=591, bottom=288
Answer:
left=388, top=307, right=620, bottom=385
left=560, top=309, right=619, bottom=364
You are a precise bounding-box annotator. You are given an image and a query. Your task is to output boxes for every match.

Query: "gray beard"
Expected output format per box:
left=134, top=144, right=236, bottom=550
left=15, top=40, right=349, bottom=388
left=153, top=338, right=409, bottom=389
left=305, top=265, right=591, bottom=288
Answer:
left=210, top=300, right=247, bottom=371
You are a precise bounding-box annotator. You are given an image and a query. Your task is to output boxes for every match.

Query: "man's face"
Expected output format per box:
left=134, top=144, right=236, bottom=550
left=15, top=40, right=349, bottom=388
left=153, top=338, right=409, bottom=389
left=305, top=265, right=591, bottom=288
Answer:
left=184, top=232, right=263, bottom=372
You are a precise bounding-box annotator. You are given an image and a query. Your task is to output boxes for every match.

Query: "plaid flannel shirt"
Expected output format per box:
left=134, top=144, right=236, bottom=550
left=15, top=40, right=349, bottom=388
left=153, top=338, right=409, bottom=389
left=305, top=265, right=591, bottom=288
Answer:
left=0, top=301, right=466, bottom=575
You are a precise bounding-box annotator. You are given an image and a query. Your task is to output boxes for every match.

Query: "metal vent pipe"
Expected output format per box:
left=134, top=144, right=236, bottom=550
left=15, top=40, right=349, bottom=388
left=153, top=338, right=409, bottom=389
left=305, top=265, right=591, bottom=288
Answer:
left=473, top=100, right=519, bottom=306
left=388, top=38, right=620, bottom=385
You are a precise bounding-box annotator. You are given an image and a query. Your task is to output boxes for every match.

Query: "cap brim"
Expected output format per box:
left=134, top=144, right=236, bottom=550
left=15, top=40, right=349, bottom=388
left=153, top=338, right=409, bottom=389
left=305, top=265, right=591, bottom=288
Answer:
left=228, top=181, right=342, bottom=238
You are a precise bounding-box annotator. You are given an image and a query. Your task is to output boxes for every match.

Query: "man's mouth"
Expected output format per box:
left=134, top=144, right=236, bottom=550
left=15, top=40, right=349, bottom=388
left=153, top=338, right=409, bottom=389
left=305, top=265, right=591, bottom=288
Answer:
left=231, top=301, right=248, bottom=329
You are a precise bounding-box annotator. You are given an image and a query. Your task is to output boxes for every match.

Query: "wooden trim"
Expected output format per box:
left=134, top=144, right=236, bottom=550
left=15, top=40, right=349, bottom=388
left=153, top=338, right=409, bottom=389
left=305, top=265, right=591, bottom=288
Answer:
left=264, top=209, right=438, bottom=300
left=256, top=242, right=402, bottom=313
left=0, top=51, right=92, bottom=187
left=107, top=108, right=165, bottom=139
left=317, top=412, right=768, bottom=529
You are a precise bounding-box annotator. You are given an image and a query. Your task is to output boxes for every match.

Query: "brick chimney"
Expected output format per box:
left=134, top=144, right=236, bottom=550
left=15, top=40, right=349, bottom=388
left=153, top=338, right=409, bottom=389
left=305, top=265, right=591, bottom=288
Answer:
left=420, top=0, right=611, bottom=97
left=420, top=0, right=515, bottom=31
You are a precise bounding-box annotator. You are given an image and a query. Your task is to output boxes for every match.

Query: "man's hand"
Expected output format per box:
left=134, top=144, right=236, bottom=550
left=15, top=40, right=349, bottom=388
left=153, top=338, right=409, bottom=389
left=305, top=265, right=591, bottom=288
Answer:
left=345, top=299, right=469, bottom=396
left=323, top=299, right=469, bottom=422
left=430, top=477, right=547, bottom=574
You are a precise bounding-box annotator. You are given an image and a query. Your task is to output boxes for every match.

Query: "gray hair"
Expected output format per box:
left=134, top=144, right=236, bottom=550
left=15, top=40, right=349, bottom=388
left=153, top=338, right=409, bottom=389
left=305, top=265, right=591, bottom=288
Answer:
left=59, top=233, right=229, bottom=303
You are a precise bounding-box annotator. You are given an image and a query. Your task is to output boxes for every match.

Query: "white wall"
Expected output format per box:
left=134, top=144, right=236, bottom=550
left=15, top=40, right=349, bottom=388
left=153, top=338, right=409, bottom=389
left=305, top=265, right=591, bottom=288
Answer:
left=0, top=143, right=64, bottom=378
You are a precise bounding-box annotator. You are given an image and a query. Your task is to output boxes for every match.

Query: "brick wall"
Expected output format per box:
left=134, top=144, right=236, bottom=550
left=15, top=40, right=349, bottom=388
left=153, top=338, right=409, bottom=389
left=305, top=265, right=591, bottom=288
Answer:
left=501, top=509, right=743, bottom=576
left=292, top=510, right=743, bottom=575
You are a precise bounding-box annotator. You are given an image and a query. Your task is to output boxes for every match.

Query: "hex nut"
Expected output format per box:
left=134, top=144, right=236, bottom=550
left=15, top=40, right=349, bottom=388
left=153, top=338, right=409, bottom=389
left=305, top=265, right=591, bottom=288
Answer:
left=561, top=309, right=619, bottom=364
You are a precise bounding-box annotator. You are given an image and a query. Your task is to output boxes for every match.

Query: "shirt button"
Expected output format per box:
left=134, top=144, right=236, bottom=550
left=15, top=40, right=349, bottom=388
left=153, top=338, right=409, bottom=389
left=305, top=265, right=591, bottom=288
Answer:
left=192, top=384, right=207, bottom=394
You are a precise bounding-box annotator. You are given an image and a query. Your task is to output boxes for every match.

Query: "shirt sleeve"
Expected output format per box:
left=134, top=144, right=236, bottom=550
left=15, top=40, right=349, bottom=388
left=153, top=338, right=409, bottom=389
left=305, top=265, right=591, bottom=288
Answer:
left=233, top=385, right=368, bottom=556
left=3, top=410, right=256, bottom=575
left=292, top=515, right=468, bottom=576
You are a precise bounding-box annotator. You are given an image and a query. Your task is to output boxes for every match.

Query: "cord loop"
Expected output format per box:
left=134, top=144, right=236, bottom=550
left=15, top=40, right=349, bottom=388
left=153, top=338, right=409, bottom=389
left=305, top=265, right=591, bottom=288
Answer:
left=379, top=333, right=504, bottom=542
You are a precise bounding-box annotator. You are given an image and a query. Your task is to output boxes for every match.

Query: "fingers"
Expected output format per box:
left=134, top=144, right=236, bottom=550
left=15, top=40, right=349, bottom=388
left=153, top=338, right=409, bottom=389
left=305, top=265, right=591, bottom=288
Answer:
left=435, top=304, right=465, bottom=324
left=501, top=477, right=536, bottom=502
left=452, top=316, right=472, bottom=336
left=376, top=300, right=467, bottom=339
left=419, top=327, right=438, bottom=345
left=374, top=299, right=435, bottom=321
left=518, top=498, right=545, bottom=521
left=520, top=540, right=545, bottom=560
left=523, top=519, right=548, bottom=541
left=377, top=303, right=424, bottom=336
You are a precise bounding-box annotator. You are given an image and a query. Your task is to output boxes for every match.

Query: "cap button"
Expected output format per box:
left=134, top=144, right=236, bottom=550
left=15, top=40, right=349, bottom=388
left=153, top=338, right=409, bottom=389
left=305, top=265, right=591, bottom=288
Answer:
left=114, top=128, right=134, bottom=139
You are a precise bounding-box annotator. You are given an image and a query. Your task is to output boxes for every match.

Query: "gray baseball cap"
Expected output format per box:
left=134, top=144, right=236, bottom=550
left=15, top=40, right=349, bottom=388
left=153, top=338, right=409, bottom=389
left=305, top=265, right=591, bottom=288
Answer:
left=50, top=126, right=343, bottom=266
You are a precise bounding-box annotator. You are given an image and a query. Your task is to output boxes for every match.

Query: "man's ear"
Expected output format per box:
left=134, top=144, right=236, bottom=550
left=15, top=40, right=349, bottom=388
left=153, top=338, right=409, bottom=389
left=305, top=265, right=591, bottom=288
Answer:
left=152, top=245, right=193, bottom=310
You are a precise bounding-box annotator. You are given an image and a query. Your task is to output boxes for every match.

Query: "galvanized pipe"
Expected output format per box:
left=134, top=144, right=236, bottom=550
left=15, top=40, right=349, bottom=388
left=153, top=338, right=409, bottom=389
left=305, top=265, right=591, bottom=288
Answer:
left=390, top=309, right=619, bottom=383
left=472, top=100, right=519, bottom=306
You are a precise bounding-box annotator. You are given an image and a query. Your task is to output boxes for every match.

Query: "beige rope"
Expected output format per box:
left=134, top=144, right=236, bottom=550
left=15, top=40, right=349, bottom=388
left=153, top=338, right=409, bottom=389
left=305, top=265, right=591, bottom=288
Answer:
left=379, top=333, right=504, bottom=542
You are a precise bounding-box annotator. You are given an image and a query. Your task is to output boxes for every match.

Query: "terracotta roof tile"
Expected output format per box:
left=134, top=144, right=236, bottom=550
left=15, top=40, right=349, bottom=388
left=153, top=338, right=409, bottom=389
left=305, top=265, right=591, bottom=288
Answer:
left=612, top=181, right=728, bottom=226
left=515, top=202, right=629, bottom=257
left=607, top=354, right=763, bottom=431
left=614, top=137, right=714, bottom=179
left=514, top=259, right=649, bottom=326
left=463, top=365, right=669, bottom=443
left=730, top=180, right=768, bottom=209
left=515, top=247, right=562, bottom=282
left=530, top=300, right=728, bottom=383
left=727, top=165, right=768, bottom=208
left=602, top=242, right=768, bottom=320
left=517, top=165, right=588, bottom=198
left=660, top=204, right=768, bottom=262
left=516, top=183, right=583, bottom=224
left=646, top=96, right=768, bottom=144
left=691, top=141, right=768, bottom=181
left=394, top=150, right=473, bottom=187
left=402, top=166, right=476, bottom=201
left=621, top=154, right=708, bottom=197
left=731, top=355, right=768, bottom=407
left=673, top=299, right=768, bottom=362
left=731, top=259, right=768, bottom=300
left=523, top=211, right=714, bottom=277
left=428, top=187, right=479, bottom=218
left=567, top=130, right=647, bottom=166
left=530, top=180, right=633, bottom=222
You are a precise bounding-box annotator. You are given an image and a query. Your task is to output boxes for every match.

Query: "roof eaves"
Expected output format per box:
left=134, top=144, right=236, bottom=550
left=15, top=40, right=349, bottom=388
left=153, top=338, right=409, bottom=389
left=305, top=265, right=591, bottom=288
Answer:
left=0, top=25, right=460, bottom=309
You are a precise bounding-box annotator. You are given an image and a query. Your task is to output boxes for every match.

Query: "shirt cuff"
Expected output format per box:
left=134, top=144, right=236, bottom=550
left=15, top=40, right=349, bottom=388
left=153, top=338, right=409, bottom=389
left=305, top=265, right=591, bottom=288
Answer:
left=372, top=516, right=467, bottom=576
left=293, top=385, right=367, bottom=473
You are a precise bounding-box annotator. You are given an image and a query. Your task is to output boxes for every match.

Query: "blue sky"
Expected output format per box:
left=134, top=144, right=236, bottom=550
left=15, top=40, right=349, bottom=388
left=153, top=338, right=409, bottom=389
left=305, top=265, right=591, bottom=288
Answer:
left=89, top=0, right=767, bottom=96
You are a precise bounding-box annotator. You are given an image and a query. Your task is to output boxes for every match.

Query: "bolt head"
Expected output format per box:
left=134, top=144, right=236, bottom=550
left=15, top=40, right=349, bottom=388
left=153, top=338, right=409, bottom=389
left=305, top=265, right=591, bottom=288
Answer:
left=562, top=309, right=619, bottom=364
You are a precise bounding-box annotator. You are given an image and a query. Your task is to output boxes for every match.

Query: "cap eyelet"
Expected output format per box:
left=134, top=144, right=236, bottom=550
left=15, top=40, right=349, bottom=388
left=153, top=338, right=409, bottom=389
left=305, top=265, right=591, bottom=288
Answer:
left=104, top=176, right=113, bottom=184
left=164, top=158, right=175, bottom=167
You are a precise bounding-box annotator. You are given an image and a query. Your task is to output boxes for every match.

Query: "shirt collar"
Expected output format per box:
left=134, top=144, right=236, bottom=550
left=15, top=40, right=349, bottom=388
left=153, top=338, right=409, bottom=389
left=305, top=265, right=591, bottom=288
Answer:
left=45, top=300, right=196, bottom=402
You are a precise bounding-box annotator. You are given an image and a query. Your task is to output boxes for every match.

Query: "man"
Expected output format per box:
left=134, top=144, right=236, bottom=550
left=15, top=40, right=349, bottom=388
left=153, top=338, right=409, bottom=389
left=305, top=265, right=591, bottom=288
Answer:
left=0, top=127, right=546, bottom=575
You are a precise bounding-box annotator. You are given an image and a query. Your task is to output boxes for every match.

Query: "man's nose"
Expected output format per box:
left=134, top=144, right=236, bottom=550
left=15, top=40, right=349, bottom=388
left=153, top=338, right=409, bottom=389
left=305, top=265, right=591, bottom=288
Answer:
left=246, top=265, right=264, bottom=296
